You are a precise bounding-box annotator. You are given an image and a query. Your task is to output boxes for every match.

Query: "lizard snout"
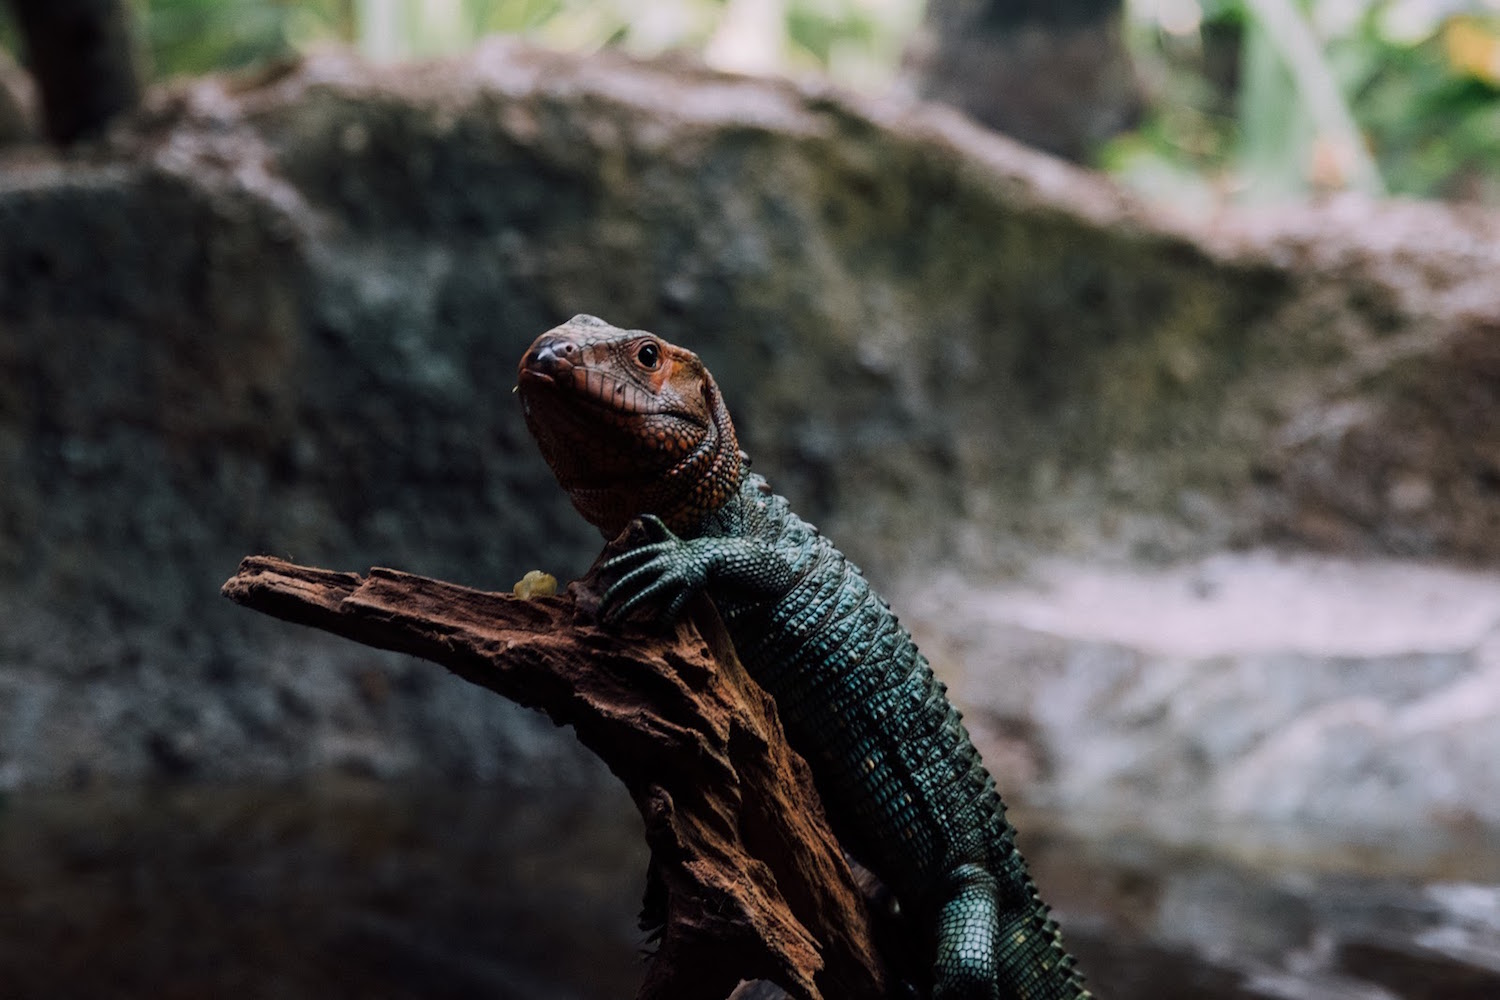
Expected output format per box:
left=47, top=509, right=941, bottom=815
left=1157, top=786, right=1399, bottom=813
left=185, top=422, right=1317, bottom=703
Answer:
left=518, top=334, right=579, bottom=384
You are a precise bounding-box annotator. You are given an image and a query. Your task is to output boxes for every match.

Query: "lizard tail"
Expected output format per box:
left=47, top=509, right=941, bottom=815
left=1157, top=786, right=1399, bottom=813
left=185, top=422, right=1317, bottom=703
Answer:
left=993, top=891, right=1092, bottom=1000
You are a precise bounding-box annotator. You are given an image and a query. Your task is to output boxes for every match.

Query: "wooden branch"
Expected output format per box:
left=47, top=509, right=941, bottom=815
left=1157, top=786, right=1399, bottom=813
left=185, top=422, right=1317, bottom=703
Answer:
left=222, top=532, right=894, bottom=1000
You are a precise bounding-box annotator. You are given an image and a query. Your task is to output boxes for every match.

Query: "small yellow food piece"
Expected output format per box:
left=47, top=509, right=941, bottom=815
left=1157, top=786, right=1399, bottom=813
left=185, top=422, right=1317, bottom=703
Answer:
left=512, top=570, right=558, bottom=599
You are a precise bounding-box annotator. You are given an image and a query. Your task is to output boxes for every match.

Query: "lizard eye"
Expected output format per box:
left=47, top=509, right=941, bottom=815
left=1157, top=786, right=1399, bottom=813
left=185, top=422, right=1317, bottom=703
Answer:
left=636, top=341, right=661, bottom=370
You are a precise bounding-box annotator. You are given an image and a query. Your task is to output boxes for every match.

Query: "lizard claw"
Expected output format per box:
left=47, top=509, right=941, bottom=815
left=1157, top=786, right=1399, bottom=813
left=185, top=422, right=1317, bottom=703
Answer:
left=597, top=516, right=794, bottom=625
left=599, top=518, right=708, bottom=624
left=636, top=514, right=675, bottom=542
left=600, top=541, right=676, bottom=577
left=599, top=517, right=681, bottom=575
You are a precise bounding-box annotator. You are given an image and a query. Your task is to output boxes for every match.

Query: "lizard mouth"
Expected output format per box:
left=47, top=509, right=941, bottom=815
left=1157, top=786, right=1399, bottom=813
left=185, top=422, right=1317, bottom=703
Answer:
left=517, top=368, right=556, bottom=389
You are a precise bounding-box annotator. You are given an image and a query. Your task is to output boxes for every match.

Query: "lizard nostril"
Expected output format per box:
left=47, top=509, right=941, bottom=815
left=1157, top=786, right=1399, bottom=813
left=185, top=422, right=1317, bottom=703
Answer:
left=519, top=321, right=596, bottom=385
left=525, top=335, right=579, bottom=376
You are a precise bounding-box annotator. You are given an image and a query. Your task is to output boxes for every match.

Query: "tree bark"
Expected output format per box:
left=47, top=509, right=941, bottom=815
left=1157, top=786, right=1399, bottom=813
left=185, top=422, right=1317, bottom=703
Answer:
left=221, top=529, right=899, bottom=1000
left=6, top=0, right=139, bottom=143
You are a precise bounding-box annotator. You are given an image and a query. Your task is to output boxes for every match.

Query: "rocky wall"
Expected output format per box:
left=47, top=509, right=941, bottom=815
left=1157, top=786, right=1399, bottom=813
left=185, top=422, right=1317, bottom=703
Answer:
left=2, top=42, right=1498, bottom=847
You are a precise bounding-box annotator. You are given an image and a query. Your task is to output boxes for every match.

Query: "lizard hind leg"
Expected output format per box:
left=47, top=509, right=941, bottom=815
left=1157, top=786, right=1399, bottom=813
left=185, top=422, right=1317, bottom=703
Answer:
left=931, top=863, right=1002, bottom=1000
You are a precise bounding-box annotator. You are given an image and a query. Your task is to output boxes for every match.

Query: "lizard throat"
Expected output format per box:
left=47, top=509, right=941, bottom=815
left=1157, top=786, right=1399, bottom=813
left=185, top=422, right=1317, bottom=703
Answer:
left=563, top=400, right=743, bottom=539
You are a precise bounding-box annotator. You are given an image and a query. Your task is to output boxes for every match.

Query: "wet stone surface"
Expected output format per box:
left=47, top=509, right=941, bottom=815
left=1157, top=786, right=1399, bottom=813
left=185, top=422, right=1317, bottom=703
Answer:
left=1035, top=824, right=1500, bottom=1000
left=903, top=552, right=1500, bottom=842
left=0, top=780, right=649, bottom=1000
left=0, top=779, right=1495, bottom=999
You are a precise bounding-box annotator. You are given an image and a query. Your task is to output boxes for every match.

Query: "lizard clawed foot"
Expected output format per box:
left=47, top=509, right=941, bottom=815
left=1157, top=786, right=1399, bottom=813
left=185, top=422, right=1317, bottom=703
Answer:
left=599, top=516, right=711, bottom=624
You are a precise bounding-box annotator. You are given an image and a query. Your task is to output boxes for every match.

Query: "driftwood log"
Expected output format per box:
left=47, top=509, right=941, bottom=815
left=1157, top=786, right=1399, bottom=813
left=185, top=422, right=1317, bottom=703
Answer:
left=222, top=526, right=909, bottom=1000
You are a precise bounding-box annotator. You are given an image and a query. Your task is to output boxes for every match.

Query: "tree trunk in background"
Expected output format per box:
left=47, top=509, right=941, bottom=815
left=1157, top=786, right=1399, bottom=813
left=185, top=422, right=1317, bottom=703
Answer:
left=908, top=0, right=1141, bottom=163
left=6, top=0, right=139, bottom=143
left=0, top=45, right=37, bottom=143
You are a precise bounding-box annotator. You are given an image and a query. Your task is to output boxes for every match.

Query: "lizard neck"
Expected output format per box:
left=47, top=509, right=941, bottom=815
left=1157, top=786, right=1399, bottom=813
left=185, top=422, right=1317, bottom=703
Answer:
left=569, top=393, right=745, bottom=540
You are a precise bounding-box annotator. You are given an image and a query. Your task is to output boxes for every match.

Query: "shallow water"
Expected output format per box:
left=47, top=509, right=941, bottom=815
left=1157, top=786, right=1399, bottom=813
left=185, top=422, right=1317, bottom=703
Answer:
left=0, top=780, right=1495, bottom=999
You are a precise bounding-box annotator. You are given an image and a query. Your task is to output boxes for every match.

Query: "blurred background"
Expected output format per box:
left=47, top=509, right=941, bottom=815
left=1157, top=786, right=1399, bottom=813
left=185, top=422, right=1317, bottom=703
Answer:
left=2, top=1, right=1500, bottom=997
left=11, top=0, right=1500, bottom=203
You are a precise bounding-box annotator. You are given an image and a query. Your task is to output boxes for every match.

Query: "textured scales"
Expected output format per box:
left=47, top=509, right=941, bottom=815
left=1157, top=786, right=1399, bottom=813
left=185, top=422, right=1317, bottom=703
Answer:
left=519, top=316, right=1092, bottom=1000
left=517, top=314, right=743, bottom=539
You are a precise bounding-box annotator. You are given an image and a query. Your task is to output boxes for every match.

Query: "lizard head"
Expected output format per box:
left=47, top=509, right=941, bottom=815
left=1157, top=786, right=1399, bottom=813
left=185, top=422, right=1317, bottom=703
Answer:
left=517, top=315, right=743, bottom=538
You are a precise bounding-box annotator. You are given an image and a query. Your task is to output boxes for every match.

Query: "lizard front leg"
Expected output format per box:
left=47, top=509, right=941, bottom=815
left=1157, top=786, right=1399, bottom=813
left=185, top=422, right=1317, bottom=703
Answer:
left=599, top=515, right=797, bottom=623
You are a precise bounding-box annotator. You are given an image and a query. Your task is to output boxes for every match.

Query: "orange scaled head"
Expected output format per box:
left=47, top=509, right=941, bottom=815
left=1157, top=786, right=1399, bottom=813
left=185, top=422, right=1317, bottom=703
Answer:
left=517, top=315, right=743, bottom=538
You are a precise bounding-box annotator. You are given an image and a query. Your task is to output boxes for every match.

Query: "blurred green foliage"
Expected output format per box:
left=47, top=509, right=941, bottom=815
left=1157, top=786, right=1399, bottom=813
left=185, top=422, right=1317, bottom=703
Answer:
left=2, top=0, right=1498, bottom=204
left=114, top=0, right=917, bottom=84
left=1348, top=15, right=1500, bottom=201
left=0, top=5, right=18, bottom=58
left=1111, top=0, right=1500, bottom=204
left=140, top=0, right=332, bottom=76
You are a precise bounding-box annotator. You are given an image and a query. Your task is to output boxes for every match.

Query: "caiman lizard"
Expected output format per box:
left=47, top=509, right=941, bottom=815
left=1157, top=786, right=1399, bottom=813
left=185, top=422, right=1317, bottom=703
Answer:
left=517, top=315, right=1091, bottom=1000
